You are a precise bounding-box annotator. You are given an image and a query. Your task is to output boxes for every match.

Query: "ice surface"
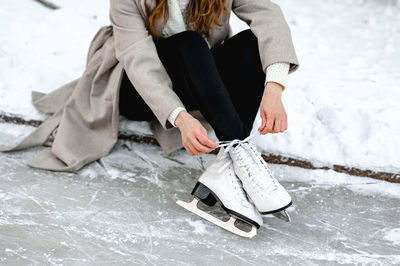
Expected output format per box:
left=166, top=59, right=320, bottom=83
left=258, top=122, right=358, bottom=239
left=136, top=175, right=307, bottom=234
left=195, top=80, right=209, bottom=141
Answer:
left=1, top=126, right=399, bottom=265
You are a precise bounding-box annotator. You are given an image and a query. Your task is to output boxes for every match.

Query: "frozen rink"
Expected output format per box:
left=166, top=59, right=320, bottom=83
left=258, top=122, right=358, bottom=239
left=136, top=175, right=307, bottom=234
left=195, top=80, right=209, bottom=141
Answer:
left=1, top=127, right=400, bottom=265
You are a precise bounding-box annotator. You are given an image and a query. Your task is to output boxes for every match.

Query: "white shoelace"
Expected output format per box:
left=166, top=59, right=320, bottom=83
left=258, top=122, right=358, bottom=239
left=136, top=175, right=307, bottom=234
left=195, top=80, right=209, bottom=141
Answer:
left=226, top=163, right=250, bottom=206
left=213, top=134, right=261, bottom=206
left=215, top=131, right=260, bottom=172
left=216, top=131, right=278, bottom=196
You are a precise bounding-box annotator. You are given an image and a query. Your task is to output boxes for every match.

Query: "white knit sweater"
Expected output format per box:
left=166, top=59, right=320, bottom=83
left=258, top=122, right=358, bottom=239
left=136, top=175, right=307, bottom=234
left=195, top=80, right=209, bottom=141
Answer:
left=163, top=0, right=290, bottom=127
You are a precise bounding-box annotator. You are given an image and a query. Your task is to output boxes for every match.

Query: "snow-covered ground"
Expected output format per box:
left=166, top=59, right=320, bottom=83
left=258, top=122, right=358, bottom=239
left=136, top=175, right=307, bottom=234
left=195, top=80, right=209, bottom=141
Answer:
left=0, top=0, right=399, bottom=173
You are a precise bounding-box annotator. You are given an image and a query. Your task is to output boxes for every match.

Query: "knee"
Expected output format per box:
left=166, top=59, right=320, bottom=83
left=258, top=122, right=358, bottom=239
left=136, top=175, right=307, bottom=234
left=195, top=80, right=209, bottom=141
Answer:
left=240, top=29, right=257, bottom=40
left=174, top=30, right=209, bottom=51
left=235, top=29, right=261, bottom=65
left=238, top=29, right=258, bottom=50
left=176, top=30, right=203, bottom=40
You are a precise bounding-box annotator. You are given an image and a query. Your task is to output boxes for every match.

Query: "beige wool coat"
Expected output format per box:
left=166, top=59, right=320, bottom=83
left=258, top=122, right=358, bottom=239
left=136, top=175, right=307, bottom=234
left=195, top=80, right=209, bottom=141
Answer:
left=0, top=0, right=299, bottom=172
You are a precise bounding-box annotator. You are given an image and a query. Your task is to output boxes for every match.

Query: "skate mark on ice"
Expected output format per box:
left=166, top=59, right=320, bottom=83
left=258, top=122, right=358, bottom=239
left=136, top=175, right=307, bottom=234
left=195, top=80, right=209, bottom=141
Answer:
left=87, top=189, right=99, bottom=206
left=59, top=226, right=95, bottom=263
left=126, top=200, right=155, bottom=265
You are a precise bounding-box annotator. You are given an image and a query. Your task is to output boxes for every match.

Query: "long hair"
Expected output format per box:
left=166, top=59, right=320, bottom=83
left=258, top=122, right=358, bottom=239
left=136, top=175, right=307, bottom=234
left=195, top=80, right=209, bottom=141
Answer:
left=144, top=0, right=227, bottom=38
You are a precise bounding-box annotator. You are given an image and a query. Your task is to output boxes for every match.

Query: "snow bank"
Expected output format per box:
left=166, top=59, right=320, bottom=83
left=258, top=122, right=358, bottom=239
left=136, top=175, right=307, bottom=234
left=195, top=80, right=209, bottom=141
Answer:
left=248, top=0, right=400, bottom=173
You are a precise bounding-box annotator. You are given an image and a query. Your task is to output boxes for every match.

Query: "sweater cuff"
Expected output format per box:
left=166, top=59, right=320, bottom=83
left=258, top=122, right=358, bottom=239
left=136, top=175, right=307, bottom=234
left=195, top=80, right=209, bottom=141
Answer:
left=264, top=62, right=290, bottom=89
left=167, top=107, right=187, bottom=128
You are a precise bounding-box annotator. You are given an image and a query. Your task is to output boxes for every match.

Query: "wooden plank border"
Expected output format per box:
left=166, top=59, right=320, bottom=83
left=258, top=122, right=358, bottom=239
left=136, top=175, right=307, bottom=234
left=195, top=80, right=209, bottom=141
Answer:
left=1, top=113, right=399, bottom=183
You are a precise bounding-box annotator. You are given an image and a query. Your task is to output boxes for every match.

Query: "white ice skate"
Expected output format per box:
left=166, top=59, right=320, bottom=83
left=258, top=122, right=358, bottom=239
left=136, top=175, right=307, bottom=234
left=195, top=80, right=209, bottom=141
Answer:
left=220, top=132, right=292, bottom=222
left=176, top=147, right=263, bottom=238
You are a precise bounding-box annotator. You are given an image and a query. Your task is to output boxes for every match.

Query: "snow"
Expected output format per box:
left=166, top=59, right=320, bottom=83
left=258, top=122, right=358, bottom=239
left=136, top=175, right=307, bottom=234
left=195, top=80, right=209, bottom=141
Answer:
left=383, top=228, right=400, bottom=246
left=0, top=0, right=399, bottom=173
left=264, top=0, right=400, bottom=173
left=230, top=0, right=400, bottom=173
left=185, top=219, right=209, bottom=235
left=0, top=0, right=109, bottom=120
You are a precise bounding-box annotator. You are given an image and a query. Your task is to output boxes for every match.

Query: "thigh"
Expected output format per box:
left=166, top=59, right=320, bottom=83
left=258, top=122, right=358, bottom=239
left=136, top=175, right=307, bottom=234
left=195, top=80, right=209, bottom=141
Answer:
left=211, top=29, right=266, bottom=128
left=154, top=33, right=199, bottom=111
left=118, top=33, right=199, bottom=121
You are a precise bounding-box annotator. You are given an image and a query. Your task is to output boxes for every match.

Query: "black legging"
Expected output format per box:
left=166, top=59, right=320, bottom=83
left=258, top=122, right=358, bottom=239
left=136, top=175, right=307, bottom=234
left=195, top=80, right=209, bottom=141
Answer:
left=119, top=29, right=266, bottom=141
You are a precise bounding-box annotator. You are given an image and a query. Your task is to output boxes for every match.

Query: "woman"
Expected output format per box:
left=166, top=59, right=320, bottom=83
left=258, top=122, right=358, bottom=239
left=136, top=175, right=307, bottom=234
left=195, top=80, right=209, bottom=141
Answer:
left=115, top=0, right=299, bottom=237
left=0, top=0, right=299, bottom=237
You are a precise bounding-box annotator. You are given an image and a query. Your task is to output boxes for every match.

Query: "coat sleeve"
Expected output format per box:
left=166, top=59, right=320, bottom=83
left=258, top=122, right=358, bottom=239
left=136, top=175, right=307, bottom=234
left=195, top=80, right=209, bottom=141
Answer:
left=110, top=0, right=185, bottom=130
left=232, top=0, right=299, bottom=74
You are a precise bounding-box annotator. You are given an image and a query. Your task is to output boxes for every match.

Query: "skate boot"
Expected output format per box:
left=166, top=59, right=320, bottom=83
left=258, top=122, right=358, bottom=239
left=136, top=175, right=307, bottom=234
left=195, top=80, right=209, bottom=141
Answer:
left=176, top=147, right=263, bottom=238
left=220, top=133, right=292, bottom=222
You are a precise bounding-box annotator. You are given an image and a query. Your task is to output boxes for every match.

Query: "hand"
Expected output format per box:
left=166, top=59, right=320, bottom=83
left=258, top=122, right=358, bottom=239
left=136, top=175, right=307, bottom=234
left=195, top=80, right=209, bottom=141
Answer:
left=175, top=111, right=219, bottom=156
left=258, top=82, right=288, bottom=134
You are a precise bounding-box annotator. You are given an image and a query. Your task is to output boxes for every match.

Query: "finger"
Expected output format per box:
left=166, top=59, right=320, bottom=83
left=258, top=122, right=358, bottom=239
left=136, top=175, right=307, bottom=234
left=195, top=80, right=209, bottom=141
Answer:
left=185, top=145, right=195, bottom=156
left=187, top=143, right=200, bottom=155
left=188, top=138, right=204, bottom=154
left=280, top=115, right=286, bottom=132
left=261, top=124, right=268, bottom=135
left=184, top=140, right=198, bottom=156
left=258, top=111, right=266, bottom=132
left=197, top=131, right=218, bottom=149
left=192, top=137, right=213, bottom=153
left=184, top=142, right=195, bottom=155
left=259, top=112, right=267, bottom=134
left=273, top=116, right=281, bottom=133
left=264, top=113, right=275, bottom=133
left=283, top=114, right=288, bottom=131
left=198, top=127, right=215, bottom=146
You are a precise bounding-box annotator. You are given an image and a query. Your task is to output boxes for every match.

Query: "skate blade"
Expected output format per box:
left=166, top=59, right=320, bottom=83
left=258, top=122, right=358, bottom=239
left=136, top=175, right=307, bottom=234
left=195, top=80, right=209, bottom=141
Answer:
left=272, top=210, right=291, bottom=222
left=176, top=198, right=257, bottom=238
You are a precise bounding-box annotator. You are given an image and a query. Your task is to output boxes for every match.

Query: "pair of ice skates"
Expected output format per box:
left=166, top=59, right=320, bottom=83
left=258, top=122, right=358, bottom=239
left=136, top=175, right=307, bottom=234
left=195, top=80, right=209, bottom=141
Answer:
left=177, top=132, right=292, bottom=238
